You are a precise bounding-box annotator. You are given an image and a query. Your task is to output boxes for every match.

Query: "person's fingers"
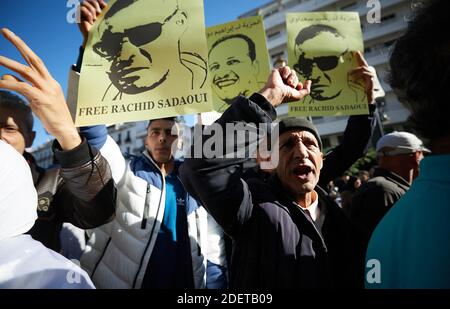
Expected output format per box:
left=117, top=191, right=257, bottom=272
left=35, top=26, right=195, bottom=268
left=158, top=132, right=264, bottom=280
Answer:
left=0, top=55, right=44, bottom=88
left=2, top=74, right=24, bottom=83
left=286, top=80, right=311, bottom=101
left=86, top=0, right=102, bottom=14
left=355, top=50, right=369, bottom=67
left=301, top=80, right=312, bottom=93
left=80, top=6, right=94, bottom=24
left=99, top=0, right=108, bottom=10
left=279, top=66, right=292, bottom=80
left=297, top=87, right=311, bottom=98
left=286, top=71, right=299, bottom=88
left=349, top=67, right=374, bottom=77
left=82, top=1, right=97, bottom=24
left=1, top=28, right=51, bottom=80
left=0, top=78, right=36, bottom=99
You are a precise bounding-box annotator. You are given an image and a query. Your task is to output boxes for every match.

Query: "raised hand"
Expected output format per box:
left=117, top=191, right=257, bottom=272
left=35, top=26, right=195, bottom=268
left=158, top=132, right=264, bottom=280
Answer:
left=349, top=51, right=376, bottom=105
left=258, top=66, right=311, bottom=107
left=79, top=0, right=108, bottom=48
left=0, top=28, right=81, bottom=151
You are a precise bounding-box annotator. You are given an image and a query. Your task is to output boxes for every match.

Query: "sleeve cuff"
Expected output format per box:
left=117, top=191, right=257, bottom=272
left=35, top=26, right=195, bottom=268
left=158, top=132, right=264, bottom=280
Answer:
left=368, top=103, right=376, bottom=116
left=73, top=46, right=85, bottom=73
left=52, top=137, right=98, bottom=168
left=249, top=93, right=277, bottom=121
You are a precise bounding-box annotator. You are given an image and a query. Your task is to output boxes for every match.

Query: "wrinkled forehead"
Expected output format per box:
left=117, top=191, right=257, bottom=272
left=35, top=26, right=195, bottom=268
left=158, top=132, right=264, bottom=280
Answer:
left=100, top=0, right=177, bottom=33
left=279, top=129, right=318, bottom=145
left=296, top=31, right=347, bottom=57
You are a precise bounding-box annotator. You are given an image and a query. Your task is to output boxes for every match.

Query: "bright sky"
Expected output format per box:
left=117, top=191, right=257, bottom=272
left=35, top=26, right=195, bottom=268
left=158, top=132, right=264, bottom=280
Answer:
left=0, top=0, right=270, bottom=148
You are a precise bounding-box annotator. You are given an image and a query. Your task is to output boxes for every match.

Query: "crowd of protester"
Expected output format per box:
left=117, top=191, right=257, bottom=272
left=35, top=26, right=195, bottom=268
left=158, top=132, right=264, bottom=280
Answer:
left=0, top=0, right=449, bottom=289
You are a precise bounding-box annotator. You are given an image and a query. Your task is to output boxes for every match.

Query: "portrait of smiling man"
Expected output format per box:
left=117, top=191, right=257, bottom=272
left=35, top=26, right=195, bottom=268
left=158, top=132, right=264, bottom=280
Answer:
left=208, top=34, right=263, bottom=112
left=82, top=0, right=208, bottom=101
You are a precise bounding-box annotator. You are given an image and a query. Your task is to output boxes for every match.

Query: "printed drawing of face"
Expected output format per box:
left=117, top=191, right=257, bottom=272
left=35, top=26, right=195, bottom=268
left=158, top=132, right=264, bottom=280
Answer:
left=294, top=25, right=350, bottom=101
left=93, top=0, right=187, bottom=95
left=208, top=34, right=259, bottom=104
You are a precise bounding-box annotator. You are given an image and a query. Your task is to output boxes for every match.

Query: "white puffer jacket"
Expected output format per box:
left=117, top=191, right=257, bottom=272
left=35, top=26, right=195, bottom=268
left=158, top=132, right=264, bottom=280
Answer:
left=80, top=136, right=225, bottom=288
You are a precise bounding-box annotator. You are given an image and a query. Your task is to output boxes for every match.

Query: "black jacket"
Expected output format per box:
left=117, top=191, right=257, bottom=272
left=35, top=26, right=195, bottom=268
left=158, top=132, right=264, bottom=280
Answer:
left=26, top=137, right=116, bottom=252
left=350, top=167, right=410, bottom=244
left=180, top=94, right=363, bottom=288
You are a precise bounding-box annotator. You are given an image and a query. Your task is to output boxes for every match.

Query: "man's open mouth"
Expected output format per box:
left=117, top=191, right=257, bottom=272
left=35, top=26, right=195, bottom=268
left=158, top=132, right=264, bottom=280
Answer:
left=293, top=165, right=313, bottom=180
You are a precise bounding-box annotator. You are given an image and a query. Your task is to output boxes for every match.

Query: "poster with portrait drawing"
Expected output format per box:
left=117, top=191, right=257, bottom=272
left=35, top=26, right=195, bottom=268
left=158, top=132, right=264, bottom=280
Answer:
left=76, top=0, right=213, bottom=126
left=287, top=12, right=368, bottom=117
left=206, top=15, right=271, bottom=113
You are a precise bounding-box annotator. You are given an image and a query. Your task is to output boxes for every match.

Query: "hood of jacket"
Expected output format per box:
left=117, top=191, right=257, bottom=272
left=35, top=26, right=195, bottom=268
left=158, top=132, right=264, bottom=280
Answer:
left=0, top=140, right=37, bottom=241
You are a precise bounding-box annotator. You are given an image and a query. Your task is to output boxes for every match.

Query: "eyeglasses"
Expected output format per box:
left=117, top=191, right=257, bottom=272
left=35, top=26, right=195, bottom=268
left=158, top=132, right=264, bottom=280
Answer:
left=93, top=9, right=178, bottom=61
left=294, top=50, right=347, bottom=77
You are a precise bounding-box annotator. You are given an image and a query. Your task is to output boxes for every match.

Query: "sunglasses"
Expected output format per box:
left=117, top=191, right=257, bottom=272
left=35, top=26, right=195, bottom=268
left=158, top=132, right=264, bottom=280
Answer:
left=93, top=9, right=178, bottom=61
left=294, top=50, right=347, bottom=77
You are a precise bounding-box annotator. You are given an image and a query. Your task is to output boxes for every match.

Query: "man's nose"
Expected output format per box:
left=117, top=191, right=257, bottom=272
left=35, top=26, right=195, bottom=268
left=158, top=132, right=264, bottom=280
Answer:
left=293, top=141, right=309, bottom=159
left=215, top=69, right=229, bottom=79
left=159, top=132, right=167, bottom=143
left=117, top=38, right=140, bottom=61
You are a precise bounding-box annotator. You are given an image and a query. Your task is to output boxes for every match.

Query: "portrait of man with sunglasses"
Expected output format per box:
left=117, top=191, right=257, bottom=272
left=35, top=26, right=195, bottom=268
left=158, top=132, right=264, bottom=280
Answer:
left=91, top=0, right=208, bottom=101
left=293, top=24, right=365, bottom=104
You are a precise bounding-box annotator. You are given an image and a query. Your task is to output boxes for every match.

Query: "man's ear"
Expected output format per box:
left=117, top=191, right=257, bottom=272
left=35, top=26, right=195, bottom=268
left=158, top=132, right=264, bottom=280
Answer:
left=413, top=151, right=422, bottom=168
left=252, top=60, right=260, bottom=76
left=319, top=152, right=324, bottom=170
left=25, top=131, right=36, bottom=148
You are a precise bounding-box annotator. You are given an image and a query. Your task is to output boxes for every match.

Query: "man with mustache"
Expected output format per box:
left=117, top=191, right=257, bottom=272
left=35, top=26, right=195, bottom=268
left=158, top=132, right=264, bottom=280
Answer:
left=293, top=24, right=367, bottom=104
left=84, top=0, right=207, bottom=101
left=180, top=66, right=363, bottom=288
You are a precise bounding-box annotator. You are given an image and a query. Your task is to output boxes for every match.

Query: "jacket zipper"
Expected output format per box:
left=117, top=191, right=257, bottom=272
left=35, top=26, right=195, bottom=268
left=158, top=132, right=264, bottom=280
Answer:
left=141, top=184, right=151, bottom=229
left=196, top=210, right=202, bottom=256
left=133, top=152, right=165, bottom=288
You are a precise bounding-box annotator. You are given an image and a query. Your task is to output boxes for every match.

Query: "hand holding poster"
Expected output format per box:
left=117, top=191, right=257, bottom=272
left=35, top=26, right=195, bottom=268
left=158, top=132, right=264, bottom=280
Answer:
left=287, top=12, right=368, bottom=117
left=206, top=16, right=271, bottom=113
left=76, top=0, right=213, bottom=126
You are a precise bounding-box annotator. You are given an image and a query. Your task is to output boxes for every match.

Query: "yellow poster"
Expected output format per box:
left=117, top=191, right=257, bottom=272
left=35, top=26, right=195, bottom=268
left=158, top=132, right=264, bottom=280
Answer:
left=287, top=12, right=368, bottom=117
left=76, top=0, right=213, bottom=126
left=206, top=16, right=270, bottom=113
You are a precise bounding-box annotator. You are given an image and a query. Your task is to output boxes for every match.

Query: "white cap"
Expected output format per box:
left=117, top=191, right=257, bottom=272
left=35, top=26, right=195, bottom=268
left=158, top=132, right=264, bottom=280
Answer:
left=376, top=131, right=431, bottom=156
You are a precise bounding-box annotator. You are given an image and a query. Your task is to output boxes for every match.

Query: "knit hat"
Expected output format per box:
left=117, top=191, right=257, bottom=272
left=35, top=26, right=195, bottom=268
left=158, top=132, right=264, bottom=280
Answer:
left=277, top=117, right=322, bottom=150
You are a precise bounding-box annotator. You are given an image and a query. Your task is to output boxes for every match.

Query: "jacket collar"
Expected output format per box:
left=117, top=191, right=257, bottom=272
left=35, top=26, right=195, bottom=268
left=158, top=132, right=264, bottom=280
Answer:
left=141, top=150, right=181, bottom=177
left=23, top=151, right=44, bottom=186
left=268, top=174, right=328, bottom=251
left=373, top=167, right=410, bottom=189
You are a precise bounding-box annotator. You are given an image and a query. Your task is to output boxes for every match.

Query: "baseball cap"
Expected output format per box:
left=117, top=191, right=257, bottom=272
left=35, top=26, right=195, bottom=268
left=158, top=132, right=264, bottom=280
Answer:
left=376, top=131, right=431, bottom=156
